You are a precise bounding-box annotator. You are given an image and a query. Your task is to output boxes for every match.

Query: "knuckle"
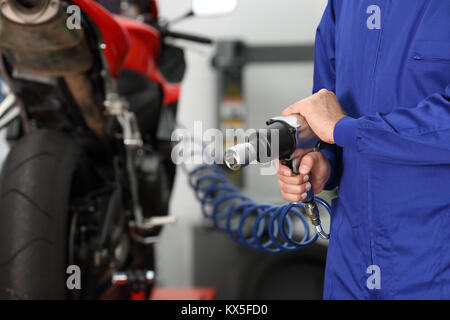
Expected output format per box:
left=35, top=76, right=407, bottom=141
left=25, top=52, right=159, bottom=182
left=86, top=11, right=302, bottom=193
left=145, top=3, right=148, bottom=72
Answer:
left=302, top=183, right=310, bottom=193
left=318, top=88, right=329, bottom=96
left=283, top=105, right=294, bottom=115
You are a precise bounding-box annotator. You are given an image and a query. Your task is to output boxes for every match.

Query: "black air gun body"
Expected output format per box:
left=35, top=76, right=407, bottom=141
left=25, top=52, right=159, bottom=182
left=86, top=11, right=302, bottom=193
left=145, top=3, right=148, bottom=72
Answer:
left=224, top=115, right=329, bottom=240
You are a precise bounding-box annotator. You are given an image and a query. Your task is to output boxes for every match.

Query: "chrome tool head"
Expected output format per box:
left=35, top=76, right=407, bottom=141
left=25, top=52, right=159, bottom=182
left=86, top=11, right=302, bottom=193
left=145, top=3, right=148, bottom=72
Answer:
left=224, top=142, right=257, bottom=171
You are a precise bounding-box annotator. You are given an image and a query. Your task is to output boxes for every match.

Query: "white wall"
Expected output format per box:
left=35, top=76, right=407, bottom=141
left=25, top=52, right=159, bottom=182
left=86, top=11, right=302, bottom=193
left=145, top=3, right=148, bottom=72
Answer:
left=156, top=0, right=328, bottom=286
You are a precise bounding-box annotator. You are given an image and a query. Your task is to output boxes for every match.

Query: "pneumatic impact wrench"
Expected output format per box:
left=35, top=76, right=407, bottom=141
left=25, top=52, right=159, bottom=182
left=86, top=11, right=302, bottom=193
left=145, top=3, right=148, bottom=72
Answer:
left=224, top=115, right=330, bottom=240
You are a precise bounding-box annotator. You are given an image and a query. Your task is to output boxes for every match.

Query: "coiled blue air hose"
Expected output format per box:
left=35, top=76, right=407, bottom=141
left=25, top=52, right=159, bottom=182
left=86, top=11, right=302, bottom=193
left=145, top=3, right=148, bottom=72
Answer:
left=187, top=163, right=332, bottom=254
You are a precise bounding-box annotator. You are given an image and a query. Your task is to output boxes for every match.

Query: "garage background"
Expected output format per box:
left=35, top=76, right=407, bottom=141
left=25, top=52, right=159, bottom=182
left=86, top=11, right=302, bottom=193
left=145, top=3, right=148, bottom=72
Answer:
left=154, top=0, right=330, bottom=298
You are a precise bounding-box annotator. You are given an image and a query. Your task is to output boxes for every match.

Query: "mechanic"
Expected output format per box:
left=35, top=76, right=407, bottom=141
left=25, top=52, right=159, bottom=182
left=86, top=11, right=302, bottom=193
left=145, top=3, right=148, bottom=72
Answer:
left=277, top=0, right=450, bottom=299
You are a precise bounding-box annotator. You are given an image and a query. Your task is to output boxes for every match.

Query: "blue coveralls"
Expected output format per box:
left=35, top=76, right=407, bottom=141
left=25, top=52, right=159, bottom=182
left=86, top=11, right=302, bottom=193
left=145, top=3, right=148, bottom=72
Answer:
left=315, top=0, right=450, bottom=299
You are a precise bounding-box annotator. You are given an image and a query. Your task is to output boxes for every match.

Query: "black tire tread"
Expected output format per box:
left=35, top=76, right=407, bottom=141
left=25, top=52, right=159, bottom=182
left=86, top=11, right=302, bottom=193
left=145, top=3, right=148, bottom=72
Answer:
left=0, top=130, right=81, bottom=299
left=2, top=189, right=54, bottom=219
left=2, top=152, right=56, bottom=178
left=0, top=238, right=53, bottom=268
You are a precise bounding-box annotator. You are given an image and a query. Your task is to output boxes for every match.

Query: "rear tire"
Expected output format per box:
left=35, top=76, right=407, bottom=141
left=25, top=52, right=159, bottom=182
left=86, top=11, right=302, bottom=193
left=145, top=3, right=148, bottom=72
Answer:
left=0, top=130, right=81, bottom=299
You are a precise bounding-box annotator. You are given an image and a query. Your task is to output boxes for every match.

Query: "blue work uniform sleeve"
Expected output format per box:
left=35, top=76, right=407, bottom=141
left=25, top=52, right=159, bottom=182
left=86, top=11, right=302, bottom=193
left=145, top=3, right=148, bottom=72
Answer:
left=334, top=84, right=450, bottom=165
left=313, top=0, right=342, bottom=189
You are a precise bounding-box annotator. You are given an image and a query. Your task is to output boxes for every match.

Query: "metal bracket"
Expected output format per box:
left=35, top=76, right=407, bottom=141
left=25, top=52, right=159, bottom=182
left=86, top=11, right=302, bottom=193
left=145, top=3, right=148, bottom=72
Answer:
left=104, top=93, right=143, bottom=149
left=117, top=111, right=143, bottom=149
left=129, top=215, right=177, bottom=245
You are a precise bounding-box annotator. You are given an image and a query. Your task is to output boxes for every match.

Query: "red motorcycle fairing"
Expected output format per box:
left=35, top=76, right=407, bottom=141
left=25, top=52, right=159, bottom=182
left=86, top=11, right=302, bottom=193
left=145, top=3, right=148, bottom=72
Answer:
left=70, top=0, right=180, bottom=105
left=114, top=16, right=181, bottom=106
left=71, top=0, right=129, bottom=76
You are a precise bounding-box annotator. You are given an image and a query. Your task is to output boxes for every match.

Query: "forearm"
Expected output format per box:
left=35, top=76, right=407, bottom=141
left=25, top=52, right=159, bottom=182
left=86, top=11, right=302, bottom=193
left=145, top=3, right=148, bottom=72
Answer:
left=334, top=85, right=450, bottom=165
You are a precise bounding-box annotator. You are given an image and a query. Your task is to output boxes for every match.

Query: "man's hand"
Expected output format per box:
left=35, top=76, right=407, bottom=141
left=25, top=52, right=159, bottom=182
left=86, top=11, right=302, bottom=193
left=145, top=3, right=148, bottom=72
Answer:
left=282, top=89, right=346, bottom=144
left=277, top=151, right=331, bottom=202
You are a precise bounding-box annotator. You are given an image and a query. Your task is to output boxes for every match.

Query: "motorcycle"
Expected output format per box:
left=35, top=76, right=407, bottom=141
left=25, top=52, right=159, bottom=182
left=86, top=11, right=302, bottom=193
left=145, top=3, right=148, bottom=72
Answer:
left=0, top=0, right=236, bottom=299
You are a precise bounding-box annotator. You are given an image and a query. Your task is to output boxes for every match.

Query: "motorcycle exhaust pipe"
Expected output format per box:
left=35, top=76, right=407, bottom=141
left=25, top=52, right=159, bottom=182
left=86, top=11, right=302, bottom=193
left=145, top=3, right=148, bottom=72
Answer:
left=0, top=0, right=93, bottom=75
left=15, top=0, right=45, bottom=8
left=0, top=0, right=60, bottom=25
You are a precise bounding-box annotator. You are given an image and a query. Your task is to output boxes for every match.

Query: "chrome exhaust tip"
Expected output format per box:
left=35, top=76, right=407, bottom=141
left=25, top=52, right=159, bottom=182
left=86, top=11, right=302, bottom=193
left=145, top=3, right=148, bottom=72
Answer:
left=0, top=0, right=60, bottom=24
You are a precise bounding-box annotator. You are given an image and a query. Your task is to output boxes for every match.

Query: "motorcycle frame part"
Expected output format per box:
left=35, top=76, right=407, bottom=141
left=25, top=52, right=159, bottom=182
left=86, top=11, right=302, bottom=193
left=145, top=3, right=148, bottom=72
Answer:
left=129, top=215, right=176, bottom=244
left=102, top=91, right=143, bottom=226
left=126, top=146, right=176, bottom=245
left=117, top=109, right=143, bottom=148
left=0, top=62, right=93, bottom=138
left=103, top=91, right=176, bottom=244
left=64, top=73, right=106, bottom=141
